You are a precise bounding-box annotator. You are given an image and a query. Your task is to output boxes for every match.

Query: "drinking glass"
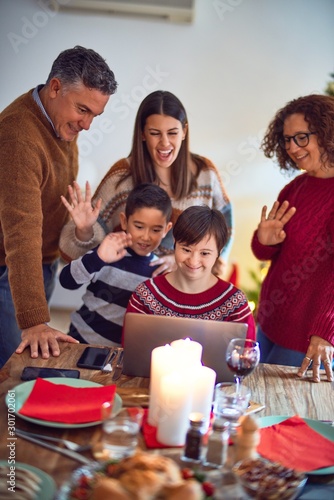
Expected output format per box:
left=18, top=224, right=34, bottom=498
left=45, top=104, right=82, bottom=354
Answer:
left=226, top=338, right=260, bottom=391
left=213, top=382, right=251, bottom=436
left=100, top=405, right=144, bottom=460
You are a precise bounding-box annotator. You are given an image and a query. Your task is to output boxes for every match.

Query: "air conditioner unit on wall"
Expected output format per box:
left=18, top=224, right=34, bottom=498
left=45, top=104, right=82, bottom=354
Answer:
left=55, top=0, right=195, bottom=23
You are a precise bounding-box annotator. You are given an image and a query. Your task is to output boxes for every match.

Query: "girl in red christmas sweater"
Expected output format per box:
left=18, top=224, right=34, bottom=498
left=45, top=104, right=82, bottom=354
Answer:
left=126, top=205, right=255, bottom=340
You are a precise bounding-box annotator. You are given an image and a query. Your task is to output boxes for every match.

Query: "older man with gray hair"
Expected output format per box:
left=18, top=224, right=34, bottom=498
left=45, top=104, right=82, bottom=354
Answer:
left=0, top=46, right=117, bottom=367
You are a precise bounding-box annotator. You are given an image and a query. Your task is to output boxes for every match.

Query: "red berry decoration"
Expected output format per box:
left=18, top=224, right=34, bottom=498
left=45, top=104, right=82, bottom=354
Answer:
left=181, top=467, right=195, bottom=480
left=202, top=480, right=215, bottom=497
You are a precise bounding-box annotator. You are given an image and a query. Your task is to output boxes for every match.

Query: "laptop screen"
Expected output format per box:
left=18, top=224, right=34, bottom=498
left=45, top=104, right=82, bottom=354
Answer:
left=123, top=313, right=248, bottom=382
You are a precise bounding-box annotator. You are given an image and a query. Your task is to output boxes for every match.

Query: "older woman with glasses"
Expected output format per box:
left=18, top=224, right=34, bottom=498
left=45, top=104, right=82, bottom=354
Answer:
left=251, top=94, right=334, bottom=382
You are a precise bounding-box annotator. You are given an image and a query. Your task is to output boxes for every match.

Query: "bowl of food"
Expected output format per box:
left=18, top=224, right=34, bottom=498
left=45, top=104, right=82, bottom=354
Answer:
left=232, top=457, right=307, bottom=500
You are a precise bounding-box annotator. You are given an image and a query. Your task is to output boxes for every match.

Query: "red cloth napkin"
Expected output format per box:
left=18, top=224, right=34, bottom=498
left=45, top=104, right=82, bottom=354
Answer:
left=257, top=415, right=334, bottom=471
left=141, top=409, right=183, bottom=449
left=141, top=409, right=215, bottom=449
left=19, top=378, right=116, bottom=424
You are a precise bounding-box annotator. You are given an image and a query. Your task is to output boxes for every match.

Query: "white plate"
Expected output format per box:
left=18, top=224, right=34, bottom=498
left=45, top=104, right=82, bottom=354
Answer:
left=0, top=460, right=56, bottom=500
left=6, top=378, right=122, bottom=429
left=259, top=415, right=334, bottom=475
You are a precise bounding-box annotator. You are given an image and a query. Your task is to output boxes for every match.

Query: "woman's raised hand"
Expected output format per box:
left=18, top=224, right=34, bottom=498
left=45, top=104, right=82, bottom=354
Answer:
left=257, top=200, right=296, bottom=246
left=61, top=181, right=102, bottom=241
left=212, top=257, right=226, bottom=278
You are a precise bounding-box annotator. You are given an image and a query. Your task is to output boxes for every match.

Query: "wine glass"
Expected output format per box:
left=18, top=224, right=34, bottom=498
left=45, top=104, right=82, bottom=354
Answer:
left=226, top=338, right=260, bottom=391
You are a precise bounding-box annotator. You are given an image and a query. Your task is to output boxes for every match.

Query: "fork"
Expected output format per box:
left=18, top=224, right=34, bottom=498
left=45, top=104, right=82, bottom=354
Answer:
left=112, top=349, right=124, bottom=381
left=16, top=429, right=91, bottom=452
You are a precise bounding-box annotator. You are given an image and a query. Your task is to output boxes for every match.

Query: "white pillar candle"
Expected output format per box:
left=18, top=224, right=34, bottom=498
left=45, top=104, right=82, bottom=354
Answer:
left=156, top=370, right=193, bottom=446
left=170, top=338, right=203, bottom=366
left=191, top=366, right=216, bottom=432
left=148, top=345, right=177, bottom=426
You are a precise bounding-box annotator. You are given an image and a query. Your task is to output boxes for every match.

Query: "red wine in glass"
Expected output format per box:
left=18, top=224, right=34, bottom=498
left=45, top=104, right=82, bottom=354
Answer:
left=226, top=338, right=260, bottom=389
left=226, top=357, right=256, bottom=377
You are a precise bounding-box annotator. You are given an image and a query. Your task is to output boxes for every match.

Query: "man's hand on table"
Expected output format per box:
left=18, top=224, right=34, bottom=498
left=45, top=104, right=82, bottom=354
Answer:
left=15, top=323, right=79, bottom=359
left=297, top=335, right=333, bottom=383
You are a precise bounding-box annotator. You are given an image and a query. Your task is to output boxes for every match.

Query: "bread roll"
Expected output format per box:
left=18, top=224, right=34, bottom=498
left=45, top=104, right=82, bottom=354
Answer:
left=163, top=479, right=203, bottom=500
left=91, top=477, right=129, bottom=500
left=91, top=452, right=193, bottom=500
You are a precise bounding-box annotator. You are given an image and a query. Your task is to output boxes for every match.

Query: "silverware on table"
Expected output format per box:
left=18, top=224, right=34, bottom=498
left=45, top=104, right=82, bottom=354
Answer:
left=101, top=348, right=117, bottom=373
left=112, top=349, right=124, bottom=381
left=320, top=420, right=334, bottom=426
left=16, top=429, right=91, bottom=452
left=121, top=394, right=150, bottom=408
left=15, top=429, right=93, bottom=465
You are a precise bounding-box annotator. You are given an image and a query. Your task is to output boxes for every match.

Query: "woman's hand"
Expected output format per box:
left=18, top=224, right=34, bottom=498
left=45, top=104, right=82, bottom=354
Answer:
left=150, top=254, right=177, bottom=277
left=61, top=181, right=102, bottom=241
left=257, top=200, right=296, bottom=246
left=212, top=257, right=226, bottom=278
left=297, top=336, right=333, bottom=382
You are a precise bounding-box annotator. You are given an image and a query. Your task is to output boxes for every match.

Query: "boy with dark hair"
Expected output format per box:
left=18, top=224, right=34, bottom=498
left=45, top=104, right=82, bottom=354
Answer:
left=59, top=184, right=172, bottom=346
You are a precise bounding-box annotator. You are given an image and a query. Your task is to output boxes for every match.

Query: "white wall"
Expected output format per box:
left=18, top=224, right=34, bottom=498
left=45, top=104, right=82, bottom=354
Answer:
left=1, top=0, right=333, bottom=304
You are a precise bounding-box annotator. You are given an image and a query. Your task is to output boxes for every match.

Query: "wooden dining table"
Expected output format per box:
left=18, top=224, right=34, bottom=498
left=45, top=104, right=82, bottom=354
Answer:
left=0, top=342, right=333, bottom=498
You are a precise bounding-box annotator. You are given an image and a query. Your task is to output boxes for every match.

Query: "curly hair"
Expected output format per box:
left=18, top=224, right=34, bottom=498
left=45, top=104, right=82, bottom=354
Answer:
left=261, top=94, right=334, bottom=172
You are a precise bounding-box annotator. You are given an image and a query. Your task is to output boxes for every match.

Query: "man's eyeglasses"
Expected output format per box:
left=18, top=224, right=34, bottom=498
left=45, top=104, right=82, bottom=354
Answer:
left=279, top=132, right=316, bottom=150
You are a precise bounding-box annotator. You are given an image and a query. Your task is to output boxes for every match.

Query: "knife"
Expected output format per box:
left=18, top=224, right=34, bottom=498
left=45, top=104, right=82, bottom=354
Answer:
left=112, top=349, right=124, bottom=381
left=101, top=348, right=117, bottom=373
left=15, top=429, right=93, bottom=465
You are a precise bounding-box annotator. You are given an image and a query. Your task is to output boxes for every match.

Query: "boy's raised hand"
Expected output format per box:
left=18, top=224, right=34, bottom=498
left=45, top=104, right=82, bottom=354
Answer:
left=97, top=232, right=132, bottom=263
left=257, top=200, right=296, bottom=246
left=61, top=181, right=102, bottom=241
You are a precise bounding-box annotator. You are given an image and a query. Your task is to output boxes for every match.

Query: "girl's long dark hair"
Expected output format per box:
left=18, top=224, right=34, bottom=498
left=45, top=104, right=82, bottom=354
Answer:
left=117, top=90, right=206, bottom=200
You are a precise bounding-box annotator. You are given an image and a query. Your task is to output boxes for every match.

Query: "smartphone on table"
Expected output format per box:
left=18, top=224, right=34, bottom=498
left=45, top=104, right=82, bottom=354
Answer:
left=76, top=346, right=111, bottom=370
left=21, top=367, right=80, bottom=381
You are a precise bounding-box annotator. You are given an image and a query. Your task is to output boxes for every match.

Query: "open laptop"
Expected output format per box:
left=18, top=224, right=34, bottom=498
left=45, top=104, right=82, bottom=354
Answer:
left=122, top=313, right=248, bottom=383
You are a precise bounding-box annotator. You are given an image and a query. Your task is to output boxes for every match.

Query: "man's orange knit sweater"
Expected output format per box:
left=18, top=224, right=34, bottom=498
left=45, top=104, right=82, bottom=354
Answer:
left=0, top=89, right=78, bottom=329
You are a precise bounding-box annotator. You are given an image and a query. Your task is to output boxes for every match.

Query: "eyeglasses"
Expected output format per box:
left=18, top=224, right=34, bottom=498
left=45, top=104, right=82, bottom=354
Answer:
left=279, top=132, right=316, bottom=150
